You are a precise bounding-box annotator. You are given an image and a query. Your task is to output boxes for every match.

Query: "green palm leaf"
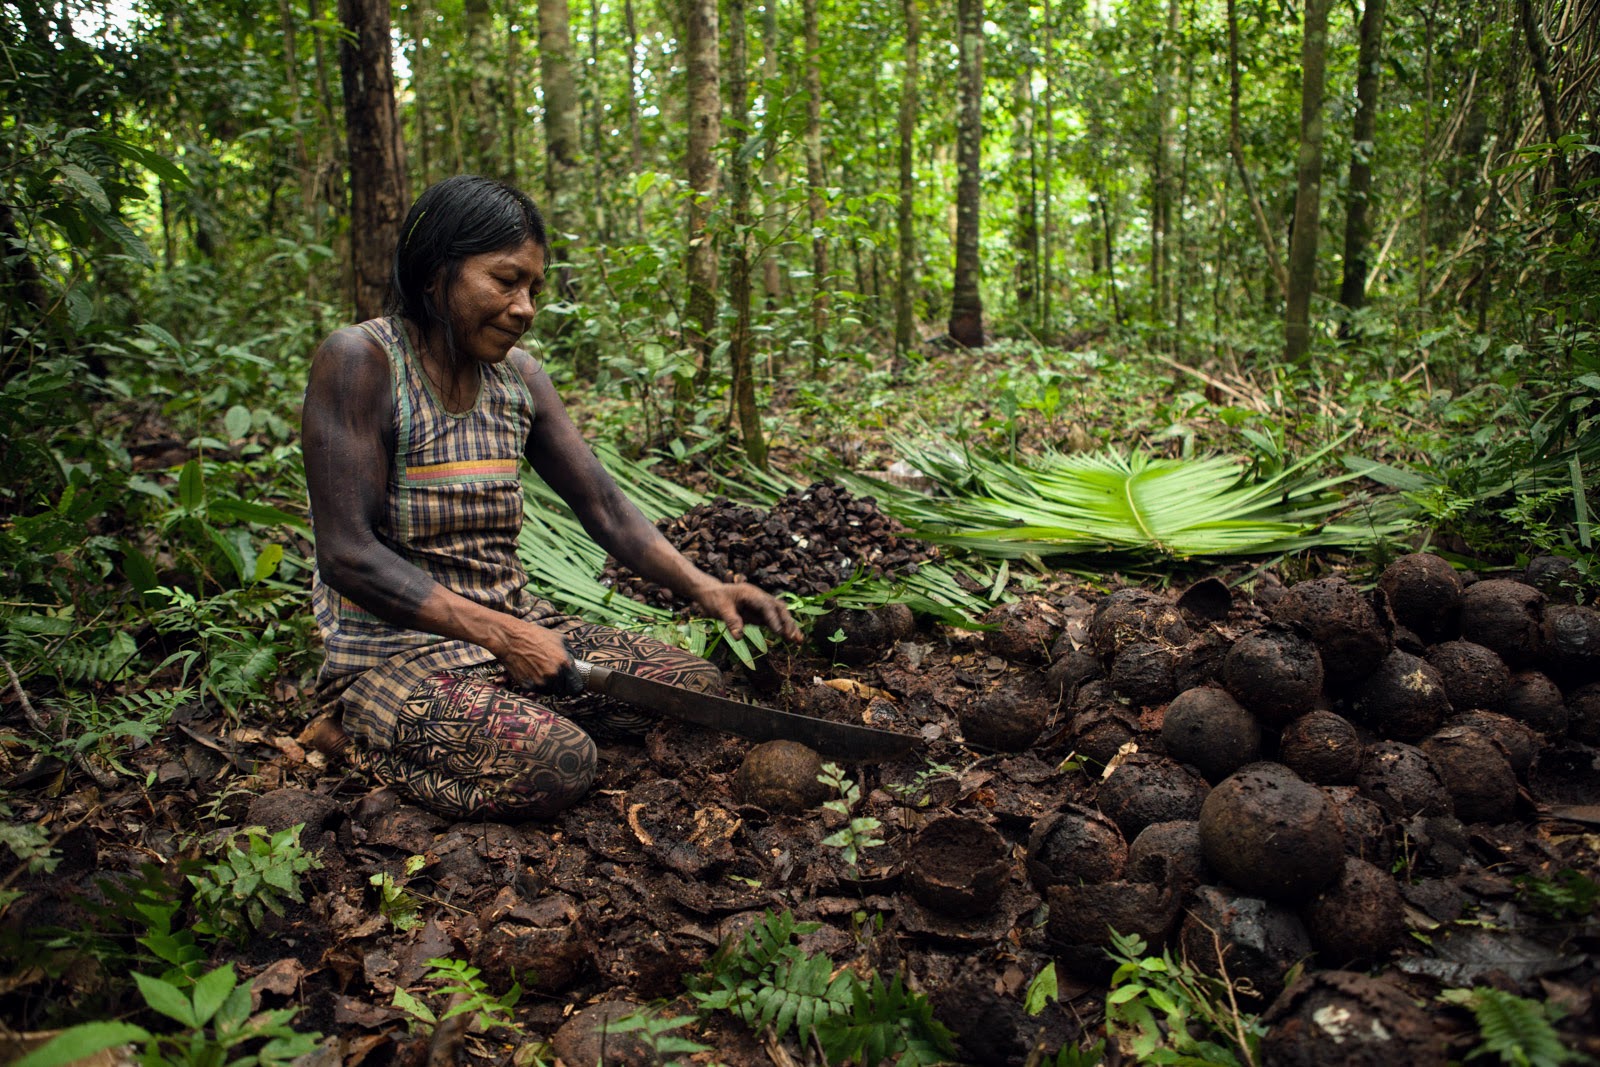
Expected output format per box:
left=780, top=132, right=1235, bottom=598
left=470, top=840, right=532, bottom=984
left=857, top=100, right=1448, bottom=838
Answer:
left=837, top=437, right=1412, bottom=561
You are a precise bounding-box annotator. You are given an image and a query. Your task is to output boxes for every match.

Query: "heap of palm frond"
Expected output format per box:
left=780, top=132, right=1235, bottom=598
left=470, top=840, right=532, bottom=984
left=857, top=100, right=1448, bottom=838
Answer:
left=836, top=436, right=1414, bottom=562
left=519, top=443, right=994, bottom=635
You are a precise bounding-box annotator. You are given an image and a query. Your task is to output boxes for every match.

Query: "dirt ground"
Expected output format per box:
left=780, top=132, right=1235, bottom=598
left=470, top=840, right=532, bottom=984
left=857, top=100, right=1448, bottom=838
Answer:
left=3, top=560, right=1599, bottom=1066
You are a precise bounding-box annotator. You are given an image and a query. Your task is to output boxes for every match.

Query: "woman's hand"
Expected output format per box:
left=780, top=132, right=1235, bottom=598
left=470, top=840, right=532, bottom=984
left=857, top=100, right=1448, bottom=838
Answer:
left=692, top=581, right=803, bottom=643
left=488, top=616, right=583, bottom=693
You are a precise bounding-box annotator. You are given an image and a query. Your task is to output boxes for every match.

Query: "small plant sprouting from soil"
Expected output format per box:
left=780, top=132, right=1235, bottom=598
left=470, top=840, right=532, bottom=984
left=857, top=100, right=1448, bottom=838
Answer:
left=391, top=958, right=524, bottom=1038
left=1104, top=928, right=1268, bottom=1067
left=818, top=762, right=886, bottom=872
left=188, top=824, right=322, bottom=943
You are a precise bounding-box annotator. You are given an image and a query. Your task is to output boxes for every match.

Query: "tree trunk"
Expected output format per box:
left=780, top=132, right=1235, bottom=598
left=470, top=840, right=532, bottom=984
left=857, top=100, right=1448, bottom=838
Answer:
left=725, top=0, right=766, bottom=466
left=337, top=0, right=409, bottom=321
left=947, top=0, right=985, bottom=348
left=683, top=0, right=721, bottom=390
left=1519, top=0, right=1573, bottom=232
left=1283, top=0, right=1331, bottom=362
left=893, top=0, right=919, bottom=366
left=1012, top=65, right=1038, bottom=327
left=759, top=0, right=784, bottom=308
left=1041, top=0, right=1054, bottom=339
left=1338, top=0, right=1385, bottom=315
left=802, top=0, right=829, bottom=374
left=538, top=0, right=590, bottom=371
left=505, top=0, right=519, bottom=187
left=1150, top=0, right=1177, bottom=324
left=623, top=0, right=644, bottom=234
left=1227, top=0, right=1287, bottom=299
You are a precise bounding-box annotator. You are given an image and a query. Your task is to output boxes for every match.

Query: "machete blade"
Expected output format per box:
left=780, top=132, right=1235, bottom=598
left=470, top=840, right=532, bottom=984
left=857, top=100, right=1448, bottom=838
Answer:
left=576, top=659, right=921, bottom=762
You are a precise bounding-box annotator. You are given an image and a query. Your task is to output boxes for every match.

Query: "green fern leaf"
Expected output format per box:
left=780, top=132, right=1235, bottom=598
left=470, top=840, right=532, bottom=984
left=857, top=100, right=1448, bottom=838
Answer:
left=1441, top=987, right=1580, bottom=1067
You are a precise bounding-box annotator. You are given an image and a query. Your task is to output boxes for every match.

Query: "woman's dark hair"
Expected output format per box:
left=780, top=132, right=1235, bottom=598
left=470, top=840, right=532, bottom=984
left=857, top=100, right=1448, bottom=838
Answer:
left=388, top=175, right=548, bottom=366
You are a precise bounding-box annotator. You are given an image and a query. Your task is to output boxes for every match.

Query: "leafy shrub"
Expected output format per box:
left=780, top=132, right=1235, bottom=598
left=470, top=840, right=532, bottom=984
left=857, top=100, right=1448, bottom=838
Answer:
left=188, top=825, right=321, bottom=943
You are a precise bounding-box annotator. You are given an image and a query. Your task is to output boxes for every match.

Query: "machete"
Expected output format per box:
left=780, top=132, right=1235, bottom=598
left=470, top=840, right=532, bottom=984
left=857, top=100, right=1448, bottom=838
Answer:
left=574, top=658, right=922, bottom=762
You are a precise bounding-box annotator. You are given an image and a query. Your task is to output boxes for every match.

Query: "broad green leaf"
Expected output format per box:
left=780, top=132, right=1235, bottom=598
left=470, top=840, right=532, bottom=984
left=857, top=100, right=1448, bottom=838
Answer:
left=190, top=963, right=237, bottom=1025
left=9, top=1022, right=150, bottom=1067
left=56, top=163, right=110, bottom=211
left=1024, top=962, right=1058, bottom=1015
left=224, top=405, right=253, bottom=440
left=135, top=971, right=198, bottom=1027
left=178, top=458, right=205, bottom=511
left=253, top=542, right=285, bottom=582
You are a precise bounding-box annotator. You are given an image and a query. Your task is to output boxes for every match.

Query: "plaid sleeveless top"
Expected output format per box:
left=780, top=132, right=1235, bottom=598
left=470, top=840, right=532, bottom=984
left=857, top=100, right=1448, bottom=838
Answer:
left=311, top=317, right=544, bottom=746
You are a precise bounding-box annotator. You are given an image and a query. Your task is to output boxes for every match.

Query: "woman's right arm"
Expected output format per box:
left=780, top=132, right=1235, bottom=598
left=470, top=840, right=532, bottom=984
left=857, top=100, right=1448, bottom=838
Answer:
left=302, top=329, right=574, bottom=687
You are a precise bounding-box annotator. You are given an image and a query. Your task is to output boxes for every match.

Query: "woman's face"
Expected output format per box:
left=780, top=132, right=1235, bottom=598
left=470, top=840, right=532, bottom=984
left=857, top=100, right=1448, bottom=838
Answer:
left=429, top=238, right=547, bottom=364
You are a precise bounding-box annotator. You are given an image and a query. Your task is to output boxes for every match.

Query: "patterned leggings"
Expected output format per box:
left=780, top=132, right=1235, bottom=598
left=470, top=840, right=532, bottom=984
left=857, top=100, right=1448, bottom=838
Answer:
left=349, top=623, right=721, bottom=820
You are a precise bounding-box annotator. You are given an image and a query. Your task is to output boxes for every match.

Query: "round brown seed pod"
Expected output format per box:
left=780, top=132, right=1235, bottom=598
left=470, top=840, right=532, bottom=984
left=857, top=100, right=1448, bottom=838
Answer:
left=905, top=815, right=1011, bottom=918
left=1198, top=763, right=1345, bottom=902
left=1222, top=624, right=1325, bottom=726
left=1262, top=971, right=1449, bottom=1067
left=811, top=607, right=886, bottom=664
left=1068, top=703, right=1139, bottom=766
left=1420, top=726, right=1517, bottom=823
left=1460, top=578, right=1545, bottom=668
left=1024, top=803, right=1126, bottom=891
left=1425, top=640, right=1511, bottom=715
left=1046, top=881, right=1181, bottom=979
left=1356, top=741, right=1454, bottom=820
left=1568, top=682, right=1600, bottom=746
left=1179, top=885, right=1312, bottom=1009
left=1322, top=786, right=1396, bottom=867
left=958, top=688, right=1049, bottom=752
left=981, top=596, right=1065, bottom=665
left=1378, top=553, right=1462, bottom=644
left=1500, top=669, right=1569, bottom=735
left=1108, top=641, right=1180, bottom=706
left=1271, top=577, right=1390, bottom=689
left=1541, top=602, right=1600, bottom=685
left=1445, top=709, right=1540, bottom=777
left=1089, top=588, right=1190, bottom=663
left=1526, top=554, right=1579, bottom=602
left=1045, top=649, right=1103, bottom=707
left=1302, top=857, right=1406, bottom=967
left=1126, top=820, right=1206, bottom=891
left=1096, top=754, right=1212, bottom=840
left=1160, top=686, right=1262, bottom=782
left=1278, top=709, right=1363, bottom=785
left=735, top=740, right=827, bottom=814
left=1350, top=650, right=1452, bottom=742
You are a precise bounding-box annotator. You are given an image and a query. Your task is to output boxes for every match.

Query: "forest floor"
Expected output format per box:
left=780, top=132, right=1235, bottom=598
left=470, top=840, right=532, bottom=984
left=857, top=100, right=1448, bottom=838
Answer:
left=4, top=520, right=1599, bottom=1065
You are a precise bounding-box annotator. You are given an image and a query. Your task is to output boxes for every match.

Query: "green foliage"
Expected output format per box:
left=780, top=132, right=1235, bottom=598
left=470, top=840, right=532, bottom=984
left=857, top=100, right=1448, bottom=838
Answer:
left=602, top=1011, right=712, bottom=1058
left=11, top=963, right=319, bottom=1067
left=370, top=854, right=429, bottom=932
left=391, top=958, right=522, bottom=1036
left=1515, top=869, right=1600, bottom=922
left=188, top=825, right=321, bottom=943
left=0, top=805, right=58, bottom=910
left=1438, top=987, right=1588, bottom=1067
left=1104, top=929, right=1266, bottom=1067
left=811, top=970, right=957, bottom=1067
left=845, top=435, right=1413, bottom=563
left=689, top=909, right=953, bottom=1065
left=817, top=762, right=886, bottom=872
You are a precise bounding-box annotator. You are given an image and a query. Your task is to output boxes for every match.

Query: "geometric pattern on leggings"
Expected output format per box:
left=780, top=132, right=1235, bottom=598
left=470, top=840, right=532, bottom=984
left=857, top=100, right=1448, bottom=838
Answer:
left=348, top=624, right=723, bottom=819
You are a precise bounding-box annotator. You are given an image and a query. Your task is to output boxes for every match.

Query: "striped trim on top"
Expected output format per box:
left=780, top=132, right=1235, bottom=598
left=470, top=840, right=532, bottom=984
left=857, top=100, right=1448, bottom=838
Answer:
left=404, top=458, right=521, bottom=485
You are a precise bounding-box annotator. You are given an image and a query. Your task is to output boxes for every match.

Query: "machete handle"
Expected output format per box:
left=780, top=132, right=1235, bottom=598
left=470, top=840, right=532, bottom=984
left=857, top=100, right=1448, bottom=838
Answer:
left=572, top=658, right=610, bottom=694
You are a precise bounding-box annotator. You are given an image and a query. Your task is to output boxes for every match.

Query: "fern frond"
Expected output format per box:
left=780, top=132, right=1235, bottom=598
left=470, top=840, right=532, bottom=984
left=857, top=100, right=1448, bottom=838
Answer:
left=1440, top=987, right=1580, bottom=1067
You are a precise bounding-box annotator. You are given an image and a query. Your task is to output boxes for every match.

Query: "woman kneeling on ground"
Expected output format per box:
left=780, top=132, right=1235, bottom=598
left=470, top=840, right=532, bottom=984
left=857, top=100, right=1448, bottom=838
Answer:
left=302, top=175, right=800, bottom=819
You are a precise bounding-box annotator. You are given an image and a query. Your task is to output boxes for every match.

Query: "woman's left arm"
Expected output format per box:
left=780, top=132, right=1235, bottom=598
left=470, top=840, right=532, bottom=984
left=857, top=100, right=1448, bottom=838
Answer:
left=515, top=353, right=801, bottom=642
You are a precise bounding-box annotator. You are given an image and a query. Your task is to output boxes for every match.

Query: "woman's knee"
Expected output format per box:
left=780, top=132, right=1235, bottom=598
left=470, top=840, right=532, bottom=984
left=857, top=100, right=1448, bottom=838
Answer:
left=678, top=657, right=724, bottom=695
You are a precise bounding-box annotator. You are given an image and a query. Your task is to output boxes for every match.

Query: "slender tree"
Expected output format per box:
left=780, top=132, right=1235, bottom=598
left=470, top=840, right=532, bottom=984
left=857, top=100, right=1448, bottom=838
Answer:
left=759, top=0, right=784, bottom=308
left=802, top=0, right=829, bottom=373
left=894, top=0, right=920, bottom=367
left=337, top=0, right=409, bottom=320
left=1284, top=0, right=1331, bottom=362
left=725, top=0, right=767, bottom=466
left=1338, top=0, right=1386, bottom=315
left=683, top=0, right=721, bottom=388
left=1227, top=0, right=1286, bottom=299
left=948, top=0, right=985, bottom=347
left=538, top=0, right=589, bottom=369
